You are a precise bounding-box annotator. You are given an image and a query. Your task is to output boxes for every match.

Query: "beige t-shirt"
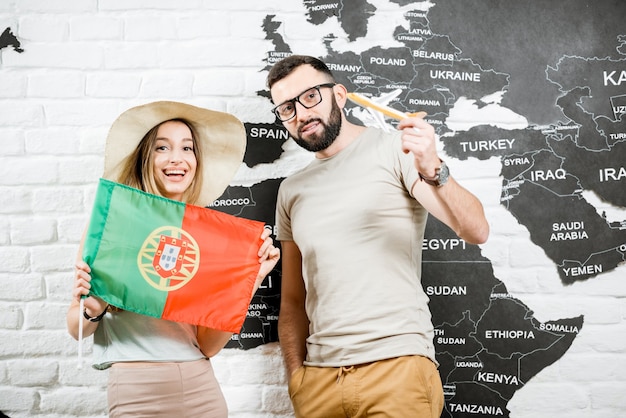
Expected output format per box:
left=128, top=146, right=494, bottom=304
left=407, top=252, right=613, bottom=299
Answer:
left=276, top=127, right=436, bottom=367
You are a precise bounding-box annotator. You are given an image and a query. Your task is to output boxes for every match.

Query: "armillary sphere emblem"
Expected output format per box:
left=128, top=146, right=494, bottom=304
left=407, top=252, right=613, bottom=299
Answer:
left=137, top=226, right=200, bottom=291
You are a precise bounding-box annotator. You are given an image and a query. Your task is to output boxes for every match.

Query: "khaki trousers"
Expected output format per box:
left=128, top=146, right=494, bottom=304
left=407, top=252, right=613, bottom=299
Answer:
left=288, top=355, right=444, bottom=418
left=107, top=359, right=227, bottom=418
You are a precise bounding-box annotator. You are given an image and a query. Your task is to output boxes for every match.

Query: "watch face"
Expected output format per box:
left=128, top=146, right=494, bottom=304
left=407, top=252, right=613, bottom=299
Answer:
left=439, top=162, right=450, bottom=184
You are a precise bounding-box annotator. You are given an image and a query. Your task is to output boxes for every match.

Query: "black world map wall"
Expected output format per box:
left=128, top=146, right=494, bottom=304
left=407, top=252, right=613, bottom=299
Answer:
left=212, top=1, right=626, bottom=417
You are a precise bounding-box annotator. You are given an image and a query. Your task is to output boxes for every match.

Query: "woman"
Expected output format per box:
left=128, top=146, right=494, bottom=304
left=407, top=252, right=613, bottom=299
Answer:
left=66, top=101, right=280, bottom=417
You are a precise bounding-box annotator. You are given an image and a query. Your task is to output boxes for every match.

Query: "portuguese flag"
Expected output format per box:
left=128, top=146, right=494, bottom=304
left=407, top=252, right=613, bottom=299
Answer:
left=82, top=178, right=265, bottom=333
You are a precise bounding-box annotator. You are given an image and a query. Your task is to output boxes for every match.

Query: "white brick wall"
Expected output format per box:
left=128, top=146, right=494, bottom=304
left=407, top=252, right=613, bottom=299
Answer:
left=1, top=1, right=624, bottom=418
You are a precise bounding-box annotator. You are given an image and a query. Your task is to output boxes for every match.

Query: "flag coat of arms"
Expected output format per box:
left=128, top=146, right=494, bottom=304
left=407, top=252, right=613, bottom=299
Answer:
left=82, top=178, right=265, bottom=333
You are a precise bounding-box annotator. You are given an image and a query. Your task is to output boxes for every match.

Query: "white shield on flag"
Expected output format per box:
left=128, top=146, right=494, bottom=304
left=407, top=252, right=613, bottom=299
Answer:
left=159, top=244, right=181, bottom=271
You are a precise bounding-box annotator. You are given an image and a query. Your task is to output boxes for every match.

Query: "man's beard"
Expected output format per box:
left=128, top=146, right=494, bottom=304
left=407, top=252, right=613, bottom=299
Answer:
left=293, top=97, right=342, bottom=152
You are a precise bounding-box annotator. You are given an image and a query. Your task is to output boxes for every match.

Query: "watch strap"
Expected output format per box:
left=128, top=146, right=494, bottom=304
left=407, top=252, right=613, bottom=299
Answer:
left=419, top=167, right=441, bottom=186
left=83, top=305, right=109, bottom=322
left=418, top=160, right=448, bottom=187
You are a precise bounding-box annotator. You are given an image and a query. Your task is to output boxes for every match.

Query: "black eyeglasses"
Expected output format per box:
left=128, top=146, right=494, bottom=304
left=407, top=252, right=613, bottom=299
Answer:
left=272, top=83, right=336, bottom=122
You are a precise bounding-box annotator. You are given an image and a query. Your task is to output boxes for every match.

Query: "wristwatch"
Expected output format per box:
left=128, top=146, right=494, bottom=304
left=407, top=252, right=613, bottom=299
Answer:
left=419, top=160, right=449, bottom=187
left=83, top=305, right=109, bottom=322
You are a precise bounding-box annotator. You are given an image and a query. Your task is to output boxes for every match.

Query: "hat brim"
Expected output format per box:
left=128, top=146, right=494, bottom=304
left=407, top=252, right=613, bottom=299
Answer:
left=103, top=101, right=246, bottom=207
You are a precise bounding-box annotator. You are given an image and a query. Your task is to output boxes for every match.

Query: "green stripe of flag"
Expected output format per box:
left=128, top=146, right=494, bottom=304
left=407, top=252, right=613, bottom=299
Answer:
left=83, top=179, right=185, bottom=317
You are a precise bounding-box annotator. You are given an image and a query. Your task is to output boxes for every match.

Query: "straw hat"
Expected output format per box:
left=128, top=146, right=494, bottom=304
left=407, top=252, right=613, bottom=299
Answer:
left=103, top=101, right=246, bottom=207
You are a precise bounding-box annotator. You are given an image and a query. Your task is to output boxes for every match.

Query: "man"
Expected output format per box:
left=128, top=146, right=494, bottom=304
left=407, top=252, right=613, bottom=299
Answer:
left=268, top=55, right=489, bottom=418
